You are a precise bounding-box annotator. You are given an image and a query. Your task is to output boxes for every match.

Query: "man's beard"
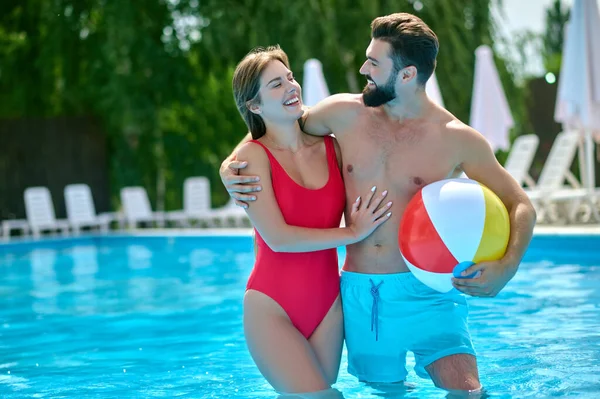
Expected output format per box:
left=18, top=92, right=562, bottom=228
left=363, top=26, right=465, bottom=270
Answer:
left=362, top=74, right=397, bottom=107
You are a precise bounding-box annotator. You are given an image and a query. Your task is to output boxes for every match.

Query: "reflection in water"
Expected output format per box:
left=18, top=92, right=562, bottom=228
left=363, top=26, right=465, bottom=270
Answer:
left=127, top=245, right=153, bottom=270
left=189, top=248, right=216, bottom=269
left=126, top=244, right=156, bottom=310
left=70, top=246, right=99, bottom=278
left=69, top=246, right=99, bottom=314
left=30, top=248, right=58, bottom=315
left=127, top=276, right=156, bottom=311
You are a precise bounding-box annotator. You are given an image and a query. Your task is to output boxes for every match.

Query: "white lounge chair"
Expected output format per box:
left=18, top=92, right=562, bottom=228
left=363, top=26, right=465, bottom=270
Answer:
left=120, top=186, right=165, bottom=229
left=64, top=184, right=120, bottom=234
left=504, top=134, right=539, bottom=188
left=166, top=177, right=224, bottom=227
left=524, top=131, right=599, bottom=223
left=1, top=219, right=30, bottom=241
left=213, top=198, right=250, bottom=227
left=24, top=187, right=70, bottom=238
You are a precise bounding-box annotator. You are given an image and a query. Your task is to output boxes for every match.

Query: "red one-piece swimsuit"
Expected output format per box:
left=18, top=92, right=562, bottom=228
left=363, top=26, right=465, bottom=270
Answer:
left=246, top=135, right=346, bottom=338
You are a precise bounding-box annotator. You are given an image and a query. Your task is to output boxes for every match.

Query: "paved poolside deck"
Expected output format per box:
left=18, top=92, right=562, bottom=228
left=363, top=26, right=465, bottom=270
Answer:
left=532, top=225, right=600, bottom=235
left=49, top=225, right=600, bottom=237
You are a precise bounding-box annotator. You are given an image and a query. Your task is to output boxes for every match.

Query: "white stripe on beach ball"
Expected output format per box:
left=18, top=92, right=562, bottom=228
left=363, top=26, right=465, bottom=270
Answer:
left=421, top=178, right=485, bottom=263
left=402, top=253, right=455, bottom=293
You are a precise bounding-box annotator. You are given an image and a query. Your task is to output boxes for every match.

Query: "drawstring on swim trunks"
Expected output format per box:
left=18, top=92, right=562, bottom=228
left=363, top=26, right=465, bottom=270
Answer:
left=369, top=279, right=384, bottom=341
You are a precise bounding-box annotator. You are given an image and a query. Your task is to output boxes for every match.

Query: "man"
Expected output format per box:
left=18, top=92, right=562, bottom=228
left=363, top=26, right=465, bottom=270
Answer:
left=220, top=13, right=536, bottom=393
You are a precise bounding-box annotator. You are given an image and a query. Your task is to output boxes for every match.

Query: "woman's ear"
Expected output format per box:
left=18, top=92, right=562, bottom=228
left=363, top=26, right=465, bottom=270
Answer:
left=246, top=100, right=262, bottom=115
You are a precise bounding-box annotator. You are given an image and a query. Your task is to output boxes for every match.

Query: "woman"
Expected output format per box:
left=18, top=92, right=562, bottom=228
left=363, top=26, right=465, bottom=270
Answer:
left=232, top=46, right=392, bottom=395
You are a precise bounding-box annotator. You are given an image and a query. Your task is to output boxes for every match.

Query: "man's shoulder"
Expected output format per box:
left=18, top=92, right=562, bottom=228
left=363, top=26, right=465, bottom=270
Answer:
left=430, top=110, right=476, bottom=142
left=443, top=117, right=492, bottom=153
left=303, top=93, right=364, bottom=135
left=441, top=115, right=476, bottom=137
left=329, top=92, right=363, bottom=105
left=315, top=93, right=363, bottom=114
left=444, top=118, right=469, bottom=133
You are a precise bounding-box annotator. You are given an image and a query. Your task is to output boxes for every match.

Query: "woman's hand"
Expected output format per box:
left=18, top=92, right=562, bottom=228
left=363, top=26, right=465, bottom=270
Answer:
left=348, top=186, right=392, bottom=242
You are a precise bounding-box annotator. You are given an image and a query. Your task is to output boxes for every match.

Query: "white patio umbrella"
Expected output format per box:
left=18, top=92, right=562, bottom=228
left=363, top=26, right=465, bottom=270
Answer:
left=426, top=72, right=445, bottom=108
left=302, top=58, right=330, bottom=107
left=554, top=0, right=600, bottom=190
left=469, top=45, right=514, bottom=152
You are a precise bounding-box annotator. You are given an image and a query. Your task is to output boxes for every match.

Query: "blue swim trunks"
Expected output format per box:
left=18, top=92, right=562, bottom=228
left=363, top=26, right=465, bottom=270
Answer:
left=340, top=270, right=476, bottom=383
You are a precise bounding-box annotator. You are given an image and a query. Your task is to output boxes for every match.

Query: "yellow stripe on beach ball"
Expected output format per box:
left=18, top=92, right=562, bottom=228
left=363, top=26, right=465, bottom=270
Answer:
left=473, top=183, right=510, bottom=263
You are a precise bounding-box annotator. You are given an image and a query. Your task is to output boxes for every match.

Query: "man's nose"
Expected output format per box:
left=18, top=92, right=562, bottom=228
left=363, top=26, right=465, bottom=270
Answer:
left=359, top=62, right=368, bottom=75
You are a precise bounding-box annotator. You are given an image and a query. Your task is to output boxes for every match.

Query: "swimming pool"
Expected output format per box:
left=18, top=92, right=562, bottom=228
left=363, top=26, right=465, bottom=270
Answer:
left=0, top=233, right=599, bottom=398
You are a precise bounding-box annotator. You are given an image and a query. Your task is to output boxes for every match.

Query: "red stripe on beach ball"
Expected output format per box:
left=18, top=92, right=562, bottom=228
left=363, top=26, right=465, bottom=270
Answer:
left=399, top=189, right=458, bottom=273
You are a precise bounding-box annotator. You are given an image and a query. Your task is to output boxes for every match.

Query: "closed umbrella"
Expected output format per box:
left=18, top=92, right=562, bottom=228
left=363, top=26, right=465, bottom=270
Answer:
left=302, top=58, right=330, bottom=107
left=469, top=45, right=514, bottom=152
left=426, top=72, right=445, bottom=108
left=554, top=0, right=600, bottom=189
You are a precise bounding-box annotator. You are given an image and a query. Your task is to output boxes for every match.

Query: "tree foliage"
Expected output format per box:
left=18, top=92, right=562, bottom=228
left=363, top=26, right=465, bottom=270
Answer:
left=1, top=0, right=525, bottom=210
left=542, top=0, right=570, bottom=74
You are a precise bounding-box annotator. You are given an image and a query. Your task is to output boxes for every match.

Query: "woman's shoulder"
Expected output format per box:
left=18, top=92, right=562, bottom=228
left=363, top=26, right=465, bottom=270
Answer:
left=235, top=141, right=273, bottom=179
left=238, top=140, right=268, bottom=157
left=236, top=140, right=271, bottom=166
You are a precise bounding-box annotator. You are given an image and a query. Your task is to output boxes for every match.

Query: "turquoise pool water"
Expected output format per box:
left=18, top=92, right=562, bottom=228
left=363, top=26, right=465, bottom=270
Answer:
left=0, top=234, right=599, bottom=398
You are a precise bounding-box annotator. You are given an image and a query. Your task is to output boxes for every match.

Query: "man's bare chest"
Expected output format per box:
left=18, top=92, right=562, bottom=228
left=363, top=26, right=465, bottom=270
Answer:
left=339, top=129, right=457, bottom=189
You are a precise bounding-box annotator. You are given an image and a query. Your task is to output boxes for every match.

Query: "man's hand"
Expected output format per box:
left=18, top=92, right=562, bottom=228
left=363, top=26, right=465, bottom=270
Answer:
left=219, top=159, right=262, bottom=208
left=451, top=258, right=518, bottom=297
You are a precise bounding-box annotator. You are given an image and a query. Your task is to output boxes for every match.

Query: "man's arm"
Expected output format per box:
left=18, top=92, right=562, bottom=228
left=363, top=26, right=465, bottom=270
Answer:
left=300, top=93, right=361, bottom=137
left=451, top=124, right=537, bottom=297
left=219, top=131, right=261, bottom=208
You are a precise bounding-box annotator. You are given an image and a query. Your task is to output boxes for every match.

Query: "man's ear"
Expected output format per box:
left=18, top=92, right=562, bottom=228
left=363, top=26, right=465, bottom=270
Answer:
left=401, top=66, right=418, bottom=83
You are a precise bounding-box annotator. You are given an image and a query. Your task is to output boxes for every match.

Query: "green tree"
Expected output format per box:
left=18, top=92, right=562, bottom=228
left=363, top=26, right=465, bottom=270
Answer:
left=542, top=0, right=570, bottom=74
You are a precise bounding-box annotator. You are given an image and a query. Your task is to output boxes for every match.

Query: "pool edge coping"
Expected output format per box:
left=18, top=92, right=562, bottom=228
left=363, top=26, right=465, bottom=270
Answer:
left=1, top=225, right=599, bottom=249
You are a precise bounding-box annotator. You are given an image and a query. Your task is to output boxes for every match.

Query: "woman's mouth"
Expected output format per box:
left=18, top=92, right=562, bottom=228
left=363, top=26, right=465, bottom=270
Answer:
left=284, top=96, right=300, bottom=107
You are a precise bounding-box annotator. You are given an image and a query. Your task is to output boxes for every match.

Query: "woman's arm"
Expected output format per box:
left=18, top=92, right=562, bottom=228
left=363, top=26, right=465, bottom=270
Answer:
left=237, top=142, right=391, bottom=253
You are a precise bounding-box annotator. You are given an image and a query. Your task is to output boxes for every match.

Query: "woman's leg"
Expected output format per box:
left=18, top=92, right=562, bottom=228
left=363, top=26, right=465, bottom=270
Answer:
left=308, top=295, right=344, bottom=385
left=244, top=289, right=329, bottom=394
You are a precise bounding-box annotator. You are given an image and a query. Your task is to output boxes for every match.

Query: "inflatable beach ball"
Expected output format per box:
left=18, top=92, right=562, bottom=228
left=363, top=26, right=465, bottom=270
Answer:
left=399, top=178, right=510, bottom=293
